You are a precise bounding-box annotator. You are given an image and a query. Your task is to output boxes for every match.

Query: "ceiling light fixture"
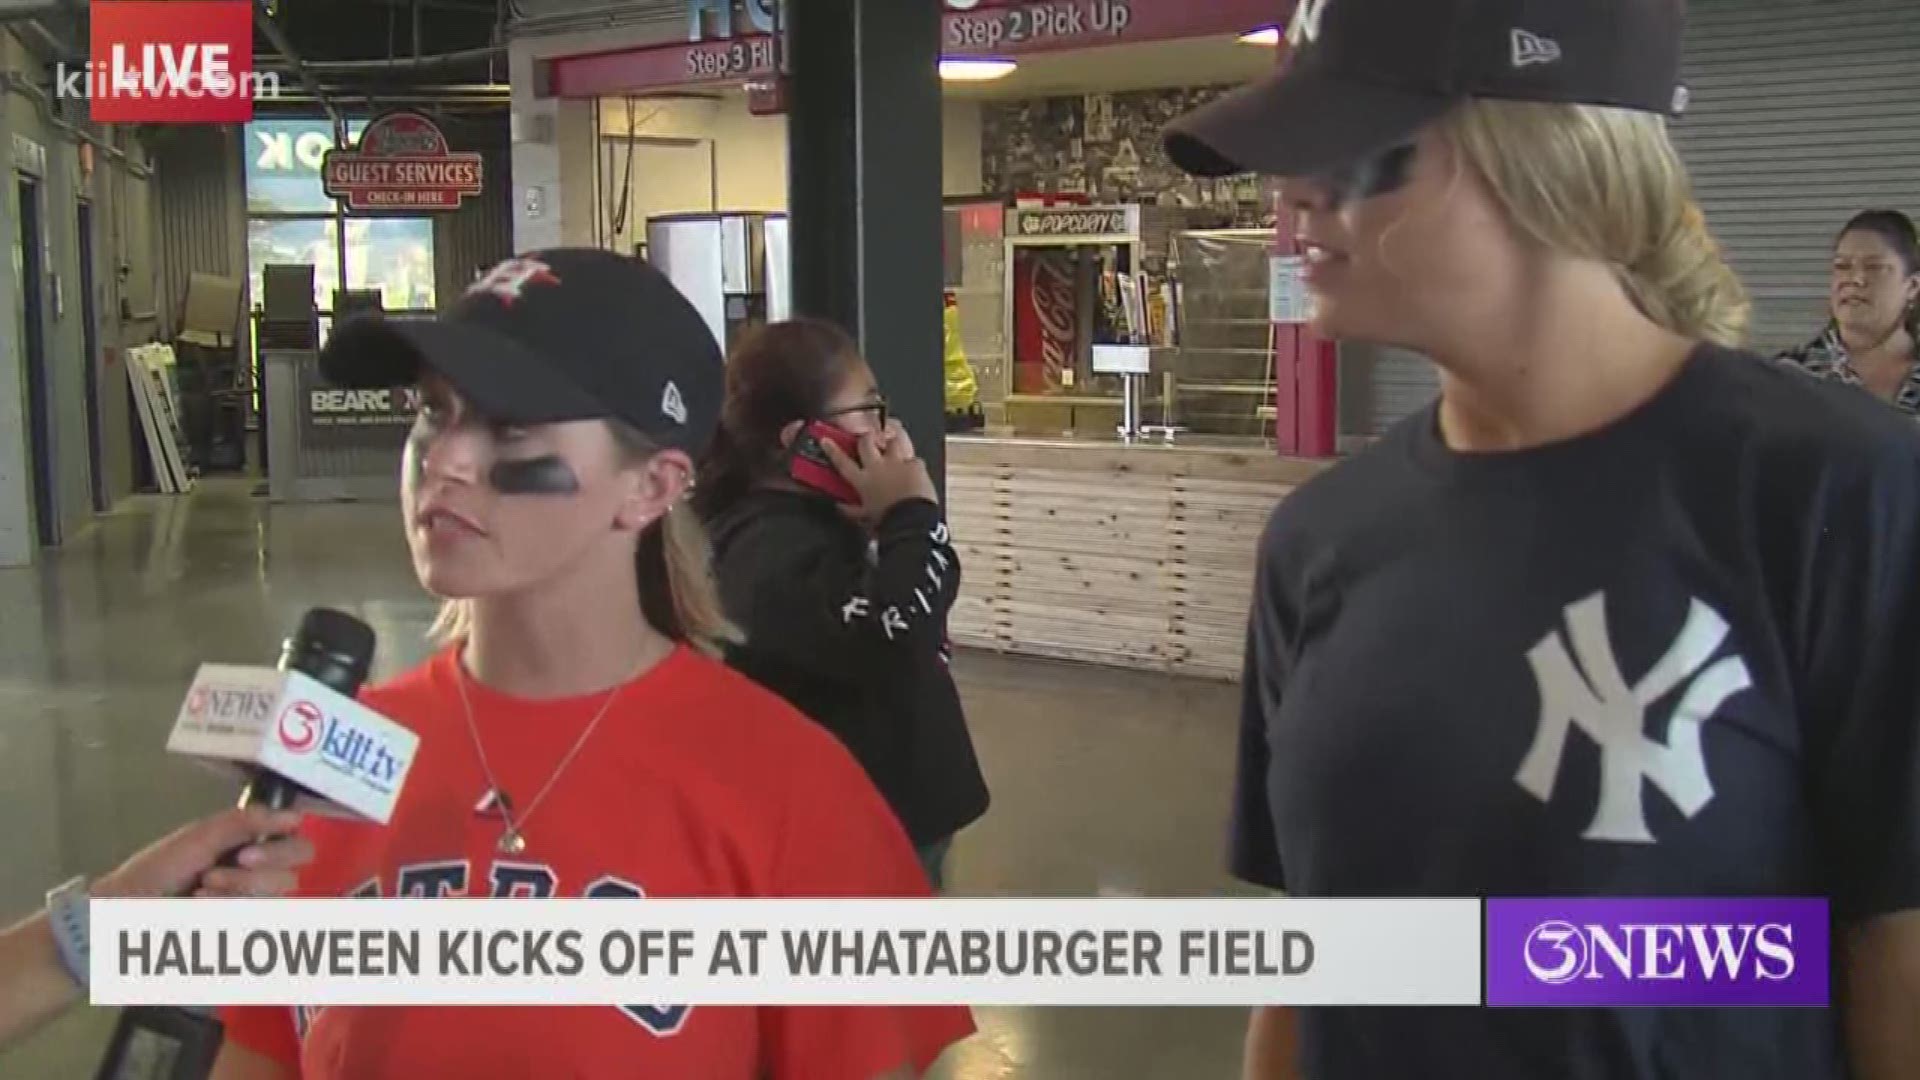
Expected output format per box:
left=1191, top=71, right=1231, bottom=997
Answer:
left=939, top=58, right=1018, bottom=81
left=1238, top=26, right=1282, bottom=45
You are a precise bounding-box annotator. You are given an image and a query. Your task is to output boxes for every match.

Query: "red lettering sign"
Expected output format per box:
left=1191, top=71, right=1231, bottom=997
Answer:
left=321, top=111, right=484, bottom=213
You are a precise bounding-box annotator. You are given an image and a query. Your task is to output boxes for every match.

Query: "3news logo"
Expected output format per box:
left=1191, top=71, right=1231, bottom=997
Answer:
left=1486, top=899, right=1830, bottom=1007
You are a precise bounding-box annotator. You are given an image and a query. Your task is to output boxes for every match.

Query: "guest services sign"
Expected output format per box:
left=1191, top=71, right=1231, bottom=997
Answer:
left=322, top=111, right=483, bottom=212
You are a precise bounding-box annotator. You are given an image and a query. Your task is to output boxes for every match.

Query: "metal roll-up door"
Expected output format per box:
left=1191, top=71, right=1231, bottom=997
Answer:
left=1674, top=0, right=1920, bottom=354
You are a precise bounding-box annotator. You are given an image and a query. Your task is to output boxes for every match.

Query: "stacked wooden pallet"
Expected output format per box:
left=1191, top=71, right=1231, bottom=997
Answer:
left=946, top=439, right=1327, bottom=681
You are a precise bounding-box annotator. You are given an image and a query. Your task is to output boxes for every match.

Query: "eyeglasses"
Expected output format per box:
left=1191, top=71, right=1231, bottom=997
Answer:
left=820, top=396, right=889, bottom=428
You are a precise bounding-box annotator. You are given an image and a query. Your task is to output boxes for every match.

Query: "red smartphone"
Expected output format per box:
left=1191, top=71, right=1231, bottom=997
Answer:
left=790, top=421, right=862, bottom=505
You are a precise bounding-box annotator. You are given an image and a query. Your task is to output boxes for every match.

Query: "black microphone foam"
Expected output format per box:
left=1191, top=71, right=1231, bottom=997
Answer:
left=280, top=607, right=376, bottom=695
left=243, top=608, right=378, bottom=812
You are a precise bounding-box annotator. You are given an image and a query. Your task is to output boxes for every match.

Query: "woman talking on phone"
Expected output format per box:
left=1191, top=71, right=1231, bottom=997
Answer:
left=696, top=319, right=989, bottom=889
left=211, top=251, right=970, bottom=1079
left=1164, top=0, right=1920, bottom=1077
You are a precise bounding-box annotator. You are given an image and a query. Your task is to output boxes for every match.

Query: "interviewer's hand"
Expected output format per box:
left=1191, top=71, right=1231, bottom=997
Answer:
left=93, top=807, right=313, bottom=900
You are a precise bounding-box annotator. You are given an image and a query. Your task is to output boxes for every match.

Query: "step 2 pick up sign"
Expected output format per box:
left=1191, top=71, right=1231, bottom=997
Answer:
left=323, top=111, right=483, bottom=212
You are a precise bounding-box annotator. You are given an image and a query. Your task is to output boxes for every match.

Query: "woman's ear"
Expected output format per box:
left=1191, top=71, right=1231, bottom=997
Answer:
left=616, top=450, right=693, bottom=532
left=778, top=419, right=804, bottom=452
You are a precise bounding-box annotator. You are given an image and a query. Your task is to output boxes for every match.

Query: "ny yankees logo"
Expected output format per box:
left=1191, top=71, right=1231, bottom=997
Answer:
left=1288, top=0, right=1329, bottom=46
left=1514, top=593, right=1752, bottom=843
left=468, top=257, right=559, bottom=305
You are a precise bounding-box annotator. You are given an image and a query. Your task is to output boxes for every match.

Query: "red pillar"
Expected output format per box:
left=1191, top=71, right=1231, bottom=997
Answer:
left=1262, top=14, right=1339, bottom=460
left=1270, top=202, right=1339, bottom=458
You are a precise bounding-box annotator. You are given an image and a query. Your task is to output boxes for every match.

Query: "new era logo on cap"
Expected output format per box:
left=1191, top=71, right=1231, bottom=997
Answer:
left=1511, top=29, right=1562, bottom=68
left=661, top=381, right=688, bottom=426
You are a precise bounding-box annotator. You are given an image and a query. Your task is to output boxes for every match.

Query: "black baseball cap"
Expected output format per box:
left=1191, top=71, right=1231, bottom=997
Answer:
left=1164, top=0, right=1687, bottom=178
left=321, top=248, right=723, bottom=453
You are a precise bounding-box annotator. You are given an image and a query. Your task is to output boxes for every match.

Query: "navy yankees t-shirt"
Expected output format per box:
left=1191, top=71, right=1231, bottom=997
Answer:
left=1234, top=344, right=1920, bottom=1079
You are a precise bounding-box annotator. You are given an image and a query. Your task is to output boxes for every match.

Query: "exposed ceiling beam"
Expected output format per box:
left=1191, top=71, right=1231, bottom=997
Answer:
left=252, top=0, right=343, bottom=130
left=0, top=0, right=70, bottom=17
left=258, top=42, right=506, bottom=75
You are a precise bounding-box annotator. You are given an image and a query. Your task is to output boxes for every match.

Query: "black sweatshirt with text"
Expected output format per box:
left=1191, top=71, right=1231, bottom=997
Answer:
left=707, top=490, right=990, bottom=847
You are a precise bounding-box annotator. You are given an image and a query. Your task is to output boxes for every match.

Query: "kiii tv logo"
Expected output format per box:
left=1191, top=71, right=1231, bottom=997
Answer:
left=68, top=2, right=279, bottom=124
left=1486, top=898, right=1831, bottom=1007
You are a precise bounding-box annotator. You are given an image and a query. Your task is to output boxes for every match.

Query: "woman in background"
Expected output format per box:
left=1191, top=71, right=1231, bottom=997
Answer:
left=1165, top=0, right=1920, bottom=1077
left=696, top=319, right=989, bottom=890
left=1779, top=210, right=1920, bottom=414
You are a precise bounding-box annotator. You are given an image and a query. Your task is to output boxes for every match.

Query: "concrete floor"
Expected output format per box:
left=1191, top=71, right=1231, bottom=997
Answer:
left=0, top=481, right=1259, bottom=1078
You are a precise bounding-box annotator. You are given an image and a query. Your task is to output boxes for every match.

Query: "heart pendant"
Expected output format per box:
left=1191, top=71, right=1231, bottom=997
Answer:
left=498, top=829, right=527, bottom=855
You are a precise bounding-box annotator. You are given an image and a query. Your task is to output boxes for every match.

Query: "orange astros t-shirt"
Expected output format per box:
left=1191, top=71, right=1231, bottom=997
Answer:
left=221, top=645, right=972, bottom=1079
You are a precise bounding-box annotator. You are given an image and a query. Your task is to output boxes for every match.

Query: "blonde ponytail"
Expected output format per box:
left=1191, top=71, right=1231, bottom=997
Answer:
left=1616, top=201, right=1750, bottom=349
left=635, top=500, right=741, bottom=657
left=1446, top=99, right=1751, bottom=348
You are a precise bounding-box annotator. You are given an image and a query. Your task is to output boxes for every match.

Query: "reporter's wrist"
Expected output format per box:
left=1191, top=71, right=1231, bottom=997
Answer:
left=43, top=877, right=90, bottom=990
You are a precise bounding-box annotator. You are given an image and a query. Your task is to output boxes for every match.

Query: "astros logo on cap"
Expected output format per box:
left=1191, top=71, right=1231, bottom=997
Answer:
left=469, top=257, right=560, bottom=306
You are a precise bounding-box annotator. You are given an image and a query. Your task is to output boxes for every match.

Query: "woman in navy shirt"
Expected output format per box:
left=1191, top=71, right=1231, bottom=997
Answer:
left=1166, top=0, right=1920, bottom=1077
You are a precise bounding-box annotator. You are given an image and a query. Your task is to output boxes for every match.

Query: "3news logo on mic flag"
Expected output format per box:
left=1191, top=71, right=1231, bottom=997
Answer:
left=168, top=663, right=419, bottom=824
left=1485, top=898, right=1830, bottom=1007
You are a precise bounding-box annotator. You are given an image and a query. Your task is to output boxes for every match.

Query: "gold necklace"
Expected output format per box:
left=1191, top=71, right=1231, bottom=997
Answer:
left=454, top=662, right=631, bottom=855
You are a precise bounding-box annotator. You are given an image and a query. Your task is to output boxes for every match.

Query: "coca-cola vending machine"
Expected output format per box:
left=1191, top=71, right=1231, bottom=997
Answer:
left=1003, top=204, right=1153, bottom=431
left=1010, top=245, right=1097, bottom=394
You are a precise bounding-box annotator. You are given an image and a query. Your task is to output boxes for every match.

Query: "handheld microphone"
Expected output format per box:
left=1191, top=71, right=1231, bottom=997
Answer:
left=235, top=608, right=378, bottom=815
left=166, top=608, right=417, bottom=826
left=93, top=610, right=414, bottom=1080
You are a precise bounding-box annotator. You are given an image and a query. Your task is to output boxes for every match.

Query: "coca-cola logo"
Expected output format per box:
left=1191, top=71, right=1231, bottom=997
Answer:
left=1031, top=256, right=1078, bottom=373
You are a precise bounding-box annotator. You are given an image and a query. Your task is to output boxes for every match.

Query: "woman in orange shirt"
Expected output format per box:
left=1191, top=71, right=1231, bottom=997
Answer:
left=211, top=249, right=971, bottom=1080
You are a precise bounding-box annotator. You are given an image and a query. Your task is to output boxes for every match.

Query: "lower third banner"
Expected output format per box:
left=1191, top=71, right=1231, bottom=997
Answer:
left=90, top=897, right=1482, bottom=1008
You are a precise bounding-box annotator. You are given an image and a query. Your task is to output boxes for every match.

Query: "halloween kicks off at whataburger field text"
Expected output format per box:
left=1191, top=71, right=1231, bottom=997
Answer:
left=95, top=896, right=1830, bottom=1007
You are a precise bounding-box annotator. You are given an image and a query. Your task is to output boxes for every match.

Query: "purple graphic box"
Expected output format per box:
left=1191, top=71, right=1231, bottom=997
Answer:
left=1485, top=898, right=1830, bottom=1007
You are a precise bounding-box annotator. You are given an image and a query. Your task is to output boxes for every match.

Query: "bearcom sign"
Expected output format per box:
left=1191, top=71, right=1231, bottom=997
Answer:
left=296, top=360, right=418, bottom=451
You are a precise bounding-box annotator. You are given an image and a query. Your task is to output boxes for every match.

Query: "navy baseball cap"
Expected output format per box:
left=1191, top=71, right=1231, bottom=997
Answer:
left=321, top=248, right=723, bottom=453
left=1164, top=0, right=1688, bottom=178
